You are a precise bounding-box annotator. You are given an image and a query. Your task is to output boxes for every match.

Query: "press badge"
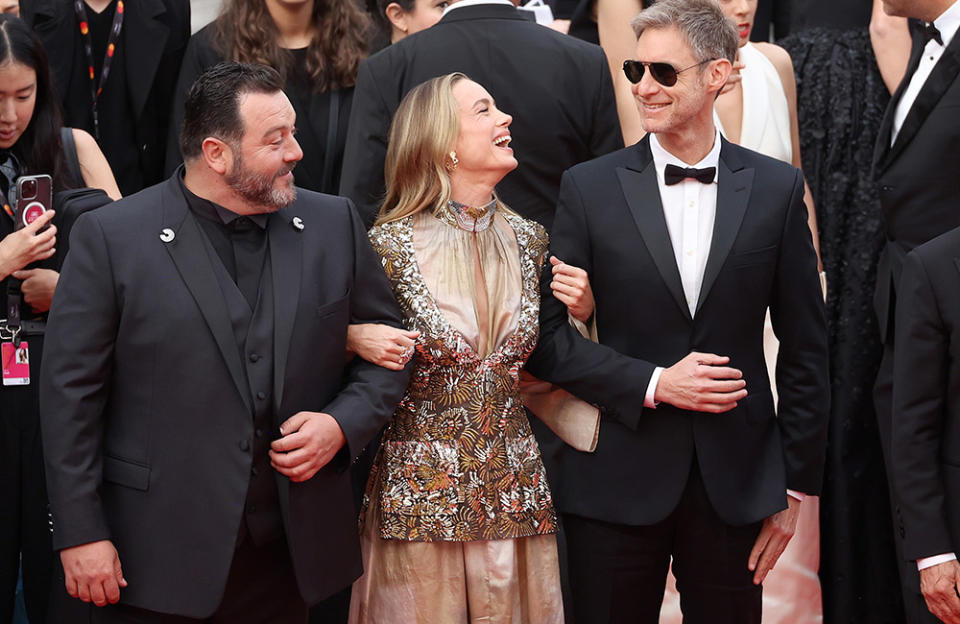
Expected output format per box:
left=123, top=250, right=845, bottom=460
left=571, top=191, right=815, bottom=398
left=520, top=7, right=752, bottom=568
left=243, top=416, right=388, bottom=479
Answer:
left=2, top=341, right=30, bottom=385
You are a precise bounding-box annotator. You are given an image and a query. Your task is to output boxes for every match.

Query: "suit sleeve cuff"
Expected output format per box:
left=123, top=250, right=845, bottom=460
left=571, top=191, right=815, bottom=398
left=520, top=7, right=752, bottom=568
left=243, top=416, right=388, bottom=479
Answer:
left=644, top=367, right=663, bottom=409
left=918, top=553, right=957, bottom=571
left=787, top=489, right=806, bottom=502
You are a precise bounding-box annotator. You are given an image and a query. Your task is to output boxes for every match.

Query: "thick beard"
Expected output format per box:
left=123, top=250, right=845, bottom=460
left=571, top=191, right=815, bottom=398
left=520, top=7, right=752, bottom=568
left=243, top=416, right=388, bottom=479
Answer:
left=225, top=152, right=297, bottom=211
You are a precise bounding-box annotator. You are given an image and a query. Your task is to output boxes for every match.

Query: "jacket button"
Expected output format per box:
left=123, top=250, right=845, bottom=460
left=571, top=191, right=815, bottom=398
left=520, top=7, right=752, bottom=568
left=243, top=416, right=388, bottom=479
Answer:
left=256, top=391, right=266, bottom=400
left=249, top=353, right=260, bottom=362
left=239, top=439, right=250, bottom=452
left=255, top=428, right=264, bottom=438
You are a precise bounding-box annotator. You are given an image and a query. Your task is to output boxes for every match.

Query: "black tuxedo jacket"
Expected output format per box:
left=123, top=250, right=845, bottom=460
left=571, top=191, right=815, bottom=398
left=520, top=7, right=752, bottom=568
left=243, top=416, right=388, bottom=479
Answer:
left=28, top=0, right=190, bottom=193
left=525, top=137, right=829, bottom=527
left=892, top=226, right=960, bottom=561
left=873, top=27, right=960, bottom=341
left=339, top=2, right=622, bottom=230
left=39, top=176, right=410, bottom=617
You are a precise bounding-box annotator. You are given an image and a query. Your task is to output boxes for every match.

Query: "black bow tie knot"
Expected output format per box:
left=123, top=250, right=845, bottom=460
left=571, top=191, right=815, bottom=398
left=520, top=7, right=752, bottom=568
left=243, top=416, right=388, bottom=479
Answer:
left=664, top=163, right=716, bottom=186
left=921, top=22, right=943, bottom=46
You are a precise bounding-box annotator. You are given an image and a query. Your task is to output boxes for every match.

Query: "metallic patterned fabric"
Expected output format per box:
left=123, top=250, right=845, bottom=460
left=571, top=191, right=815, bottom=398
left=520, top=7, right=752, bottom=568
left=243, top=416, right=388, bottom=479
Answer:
left=364, top=208, right=556, bottom=543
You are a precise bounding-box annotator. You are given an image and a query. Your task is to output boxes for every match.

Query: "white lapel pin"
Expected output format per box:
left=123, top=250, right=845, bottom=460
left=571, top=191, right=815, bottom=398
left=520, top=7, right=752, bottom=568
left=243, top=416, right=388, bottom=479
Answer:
left=292, top=217, right=304, bottom=231
left=159, top=228, right=175, bottom=243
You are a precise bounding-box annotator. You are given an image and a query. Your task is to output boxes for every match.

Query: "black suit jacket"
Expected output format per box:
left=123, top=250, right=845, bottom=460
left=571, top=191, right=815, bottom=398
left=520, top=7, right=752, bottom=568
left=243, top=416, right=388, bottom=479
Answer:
left=39, top=176, right=410, bottom=617
left=28, top=0, right=190, bottom=194
left=339, top=2, right=622, bottom=230
left=525, top=137, right=829, bottom=526
left=873, top=27, right=960, bottom=341
left=892, top=226, right=960, bottom=562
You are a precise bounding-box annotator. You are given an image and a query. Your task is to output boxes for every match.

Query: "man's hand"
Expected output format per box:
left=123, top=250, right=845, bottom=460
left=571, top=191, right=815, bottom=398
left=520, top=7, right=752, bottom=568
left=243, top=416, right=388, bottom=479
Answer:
left=654, top=352, right=747, bottom=412
left=60, top=539, right=127, bottom=607
left=549, top=255, right=595, bottom=323
left=0, top=209, right=56, bottom=277
left=919, top=559, right=960, bottom=623
left=12, top=268, right=59, bottom=312
left=748, top=496, right=800, bottom=585
left=269, top=411, right=347, bottom=482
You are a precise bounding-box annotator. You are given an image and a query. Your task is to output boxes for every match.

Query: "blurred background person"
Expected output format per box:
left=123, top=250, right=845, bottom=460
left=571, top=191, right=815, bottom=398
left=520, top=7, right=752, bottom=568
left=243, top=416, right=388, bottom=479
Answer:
left=349, top=72, right=564, bottom=623
left=166, top=0, right=370, bottom=195
left=0, top=13, right=118, bottom=624
left=0, top=0, right=18, bottom=16
left=26, top=0, right=189, bottom=196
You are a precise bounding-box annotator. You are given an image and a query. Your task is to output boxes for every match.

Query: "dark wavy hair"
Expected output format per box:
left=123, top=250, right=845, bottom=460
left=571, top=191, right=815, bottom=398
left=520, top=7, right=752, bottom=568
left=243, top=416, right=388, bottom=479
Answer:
left=213, top=0, right=371, bottom=91
left=0, top=14, right=69, bottom=190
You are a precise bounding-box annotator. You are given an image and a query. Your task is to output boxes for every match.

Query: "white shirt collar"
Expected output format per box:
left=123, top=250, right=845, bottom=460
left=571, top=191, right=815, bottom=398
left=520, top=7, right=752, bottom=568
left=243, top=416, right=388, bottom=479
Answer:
left=933, top=0, right=960, bottom=48
left=443, top=0, right=514, bottom=17
left=649, top=130, right=722, bottom=184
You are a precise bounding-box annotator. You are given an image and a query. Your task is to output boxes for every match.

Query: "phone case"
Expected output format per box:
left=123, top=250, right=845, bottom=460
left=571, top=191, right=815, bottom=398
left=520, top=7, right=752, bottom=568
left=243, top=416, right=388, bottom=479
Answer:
left=15, top=174, right=53, bottom=230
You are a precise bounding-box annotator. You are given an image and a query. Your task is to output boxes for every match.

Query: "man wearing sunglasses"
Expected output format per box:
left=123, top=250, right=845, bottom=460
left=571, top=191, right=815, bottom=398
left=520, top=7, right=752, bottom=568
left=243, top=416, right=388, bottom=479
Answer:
left=525, top=0, right=828, bottom=621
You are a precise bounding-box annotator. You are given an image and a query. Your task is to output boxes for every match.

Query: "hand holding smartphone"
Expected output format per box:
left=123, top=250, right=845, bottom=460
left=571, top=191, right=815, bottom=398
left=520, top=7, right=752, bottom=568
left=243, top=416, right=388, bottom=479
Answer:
left=15, top=174, right=52, bottom=230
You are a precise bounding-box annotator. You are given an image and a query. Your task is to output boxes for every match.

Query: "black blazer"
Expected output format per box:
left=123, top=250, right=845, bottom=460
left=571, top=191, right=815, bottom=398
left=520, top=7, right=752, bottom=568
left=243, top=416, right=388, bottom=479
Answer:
left=339, top=2, right=622, bottom=230
left=28, top=0, right=190, bottom=194
left=39, top=176, right=410, bottom=617
left=892, top=225, right=960, bottom=562
left=525, top=137, right=829, bottom=527
left=873, top=27, right=960, bottom=341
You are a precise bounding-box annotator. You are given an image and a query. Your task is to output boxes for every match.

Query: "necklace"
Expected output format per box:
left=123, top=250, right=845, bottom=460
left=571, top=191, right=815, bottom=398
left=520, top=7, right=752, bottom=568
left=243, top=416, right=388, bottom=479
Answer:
left=446, top=197, right=496, bottom=232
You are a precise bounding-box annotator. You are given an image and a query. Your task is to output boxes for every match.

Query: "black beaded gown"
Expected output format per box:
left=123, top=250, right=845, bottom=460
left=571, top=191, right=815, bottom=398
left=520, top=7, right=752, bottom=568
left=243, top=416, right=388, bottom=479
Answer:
left=779, top=27, right=904, bottom=624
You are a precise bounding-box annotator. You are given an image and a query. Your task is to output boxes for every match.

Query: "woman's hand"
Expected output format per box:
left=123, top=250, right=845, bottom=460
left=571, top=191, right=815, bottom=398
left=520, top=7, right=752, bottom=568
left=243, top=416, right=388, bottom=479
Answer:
left=0, top=209, right=56, bottom=278
left=12, top=268, right=59, bottom=312
left=347, top=323, right=420, bottom=370
left=550, top=255, right=595, bottom=322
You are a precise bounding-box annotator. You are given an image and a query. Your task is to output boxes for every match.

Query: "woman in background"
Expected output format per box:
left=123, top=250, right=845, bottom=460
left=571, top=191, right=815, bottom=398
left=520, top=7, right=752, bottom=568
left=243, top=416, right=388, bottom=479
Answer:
left=0, top=14, right=118, bottom=624
left=167, top=0, right=369, bottom=194
left=374, top=0, right=447, bottom=45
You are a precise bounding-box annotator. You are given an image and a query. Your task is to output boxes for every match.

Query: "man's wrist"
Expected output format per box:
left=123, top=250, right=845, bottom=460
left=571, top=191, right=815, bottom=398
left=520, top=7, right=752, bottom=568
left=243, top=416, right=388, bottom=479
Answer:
left=644, top=367, right=663, bottom=408
left=918, top=553, right=957, bottom=571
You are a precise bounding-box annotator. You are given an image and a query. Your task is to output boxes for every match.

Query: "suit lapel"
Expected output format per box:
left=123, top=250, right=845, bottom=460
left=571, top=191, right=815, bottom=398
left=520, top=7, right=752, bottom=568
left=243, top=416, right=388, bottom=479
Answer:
left=124, top=0, right=170, bottom=121
left=697, top=142, right=754, bottom=315
left=878, top=30, right=960, bottom=172
left=268, top=209, right=303, bottom=414
left=160, top=178, right=253, bottom=414
left=616, top=139, right=692, bottom=322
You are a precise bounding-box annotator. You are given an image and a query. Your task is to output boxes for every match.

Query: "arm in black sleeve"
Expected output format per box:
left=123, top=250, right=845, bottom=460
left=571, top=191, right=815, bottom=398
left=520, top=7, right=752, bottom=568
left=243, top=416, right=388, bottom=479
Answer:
left=525, top=169, right=656, bottom=430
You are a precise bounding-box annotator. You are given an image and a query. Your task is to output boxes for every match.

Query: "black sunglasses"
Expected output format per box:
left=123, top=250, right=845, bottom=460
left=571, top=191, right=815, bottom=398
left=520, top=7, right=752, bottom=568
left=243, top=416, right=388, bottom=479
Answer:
left=622, top=59, right=715, bottom=87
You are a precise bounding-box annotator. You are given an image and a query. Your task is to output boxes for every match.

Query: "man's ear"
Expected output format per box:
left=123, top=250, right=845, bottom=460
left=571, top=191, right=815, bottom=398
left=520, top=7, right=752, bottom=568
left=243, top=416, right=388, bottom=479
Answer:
left=384, top=2, right=408, bottom=34
left=201, top=137, right=232, bottom=176
left=706, top=58, right=733, bottom=96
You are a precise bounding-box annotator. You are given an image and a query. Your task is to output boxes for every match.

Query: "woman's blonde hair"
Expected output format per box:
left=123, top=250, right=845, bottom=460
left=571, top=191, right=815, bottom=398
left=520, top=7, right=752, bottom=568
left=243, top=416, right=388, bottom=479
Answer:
left=377, top=72, right=467, bottom=225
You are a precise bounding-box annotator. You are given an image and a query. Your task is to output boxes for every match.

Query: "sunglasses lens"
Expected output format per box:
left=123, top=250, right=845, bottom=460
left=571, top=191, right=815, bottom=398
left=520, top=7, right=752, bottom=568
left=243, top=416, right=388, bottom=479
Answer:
left=649, top=63, right=678, bottom=86
left=623, top=61, right=644, bottom=84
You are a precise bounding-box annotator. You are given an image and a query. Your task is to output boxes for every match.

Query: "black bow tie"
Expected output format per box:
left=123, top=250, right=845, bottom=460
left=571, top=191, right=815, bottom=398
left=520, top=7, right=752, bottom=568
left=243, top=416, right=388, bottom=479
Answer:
left=921, top=22, right=943, bottom=46
left=664, top=163, right=716, bottom=186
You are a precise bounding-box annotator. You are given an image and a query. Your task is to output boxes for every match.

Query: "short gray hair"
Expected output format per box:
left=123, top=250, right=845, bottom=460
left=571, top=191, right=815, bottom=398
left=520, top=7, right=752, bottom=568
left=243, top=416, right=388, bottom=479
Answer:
left=631, top=0, right=738, bottom=65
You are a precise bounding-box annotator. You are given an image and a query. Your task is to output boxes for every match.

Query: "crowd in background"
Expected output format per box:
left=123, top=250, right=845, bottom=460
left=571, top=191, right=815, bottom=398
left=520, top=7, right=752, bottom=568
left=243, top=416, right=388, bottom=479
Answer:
left=1, top=0, right=955, bottom=621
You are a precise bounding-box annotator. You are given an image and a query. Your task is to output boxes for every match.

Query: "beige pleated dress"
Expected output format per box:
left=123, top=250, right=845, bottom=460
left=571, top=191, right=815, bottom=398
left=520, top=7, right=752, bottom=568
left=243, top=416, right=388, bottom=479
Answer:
left=348, top=200, right=564, bottom=624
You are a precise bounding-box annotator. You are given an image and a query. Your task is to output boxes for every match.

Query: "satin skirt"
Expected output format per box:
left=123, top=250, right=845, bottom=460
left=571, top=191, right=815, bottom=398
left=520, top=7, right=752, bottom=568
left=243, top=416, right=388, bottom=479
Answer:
left=348, top=507, right=565, bottom=624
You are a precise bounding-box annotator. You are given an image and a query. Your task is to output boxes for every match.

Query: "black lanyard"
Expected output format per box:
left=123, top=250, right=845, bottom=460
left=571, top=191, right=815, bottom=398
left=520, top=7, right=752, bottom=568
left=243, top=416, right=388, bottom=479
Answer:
left=73, top=0, right=124, bottom=140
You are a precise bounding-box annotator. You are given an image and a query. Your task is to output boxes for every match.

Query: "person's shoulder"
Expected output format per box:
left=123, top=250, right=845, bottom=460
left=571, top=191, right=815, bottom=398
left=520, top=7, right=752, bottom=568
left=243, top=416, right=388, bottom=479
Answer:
left=910, top=225, right=960, bottom=267
left=751, top=42, right=795, bottom=80
left=566, top=142, right=642, bottom=179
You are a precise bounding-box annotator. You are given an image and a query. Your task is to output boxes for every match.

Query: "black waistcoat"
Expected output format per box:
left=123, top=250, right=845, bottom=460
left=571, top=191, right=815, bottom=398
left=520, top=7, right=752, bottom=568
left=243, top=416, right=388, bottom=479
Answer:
left=204, top=234, right=284, bottom=546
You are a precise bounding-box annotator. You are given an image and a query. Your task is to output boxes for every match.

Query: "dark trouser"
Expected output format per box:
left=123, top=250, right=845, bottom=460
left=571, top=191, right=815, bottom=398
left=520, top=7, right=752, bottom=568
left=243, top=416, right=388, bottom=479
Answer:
left=0, top=334, right=53, bottom=624
left=563, top=466, right=763, bottom=624
left=90, top=535, right=307, bottom=624
left=874, top=342, right=940, bottom=624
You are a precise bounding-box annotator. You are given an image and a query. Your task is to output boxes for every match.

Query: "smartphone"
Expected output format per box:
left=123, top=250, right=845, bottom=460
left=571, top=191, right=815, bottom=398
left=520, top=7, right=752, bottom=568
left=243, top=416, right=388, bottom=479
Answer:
left=15, top=174, right=52, bottom=230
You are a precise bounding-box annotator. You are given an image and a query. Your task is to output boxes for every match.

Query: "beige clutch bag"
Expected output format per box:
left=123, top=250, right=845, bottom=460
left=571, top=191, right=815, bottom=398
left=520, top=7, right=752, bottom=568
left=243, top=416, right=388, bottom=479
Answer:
left=520, top=313, right=601, bottom=453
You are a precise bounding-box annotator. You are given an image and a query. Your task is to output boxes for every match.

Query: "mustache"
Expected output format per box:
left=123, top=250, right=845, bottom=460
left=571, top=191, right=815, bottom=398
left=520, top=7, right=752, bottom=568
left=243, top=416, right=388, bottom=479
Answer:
left=278, top=162, right=296, bottom=177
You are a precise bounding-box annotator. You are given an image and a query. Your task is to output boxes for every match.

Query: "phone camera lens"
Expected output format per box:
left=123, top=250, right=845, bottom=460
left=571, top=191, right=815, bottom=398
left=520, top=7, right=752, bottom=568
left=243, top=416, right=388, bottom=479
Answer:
left=21, top=179, right=36, bottom=198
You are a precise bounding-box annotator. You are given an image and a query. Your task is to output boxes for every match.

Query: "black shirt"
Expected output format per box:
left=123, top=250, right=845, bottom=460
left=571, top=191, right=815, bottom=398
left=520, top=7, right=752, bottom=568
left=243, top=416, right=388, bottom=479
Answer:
left=63, top=0, right=143, bottom=195
left=177, top=173, right=269, bottom=310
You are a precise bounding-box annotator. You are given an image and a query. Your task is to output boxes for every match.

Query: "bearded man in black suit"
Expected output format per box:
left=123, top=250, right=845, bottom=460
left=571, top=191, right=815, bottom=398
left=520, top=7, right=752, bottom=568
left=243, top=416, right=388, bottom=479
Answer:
left=524, top=0, right=829, bottom=621
left=39, top=62, right=410, bottom=623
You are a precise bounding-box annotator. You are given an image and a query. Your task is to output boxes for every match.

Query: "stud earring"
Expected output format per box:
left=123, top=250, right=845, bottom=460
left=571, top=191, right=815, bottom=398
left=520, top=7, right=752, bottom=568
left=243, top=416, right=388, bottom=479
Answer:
left=446, top=151, right=459, bottom=171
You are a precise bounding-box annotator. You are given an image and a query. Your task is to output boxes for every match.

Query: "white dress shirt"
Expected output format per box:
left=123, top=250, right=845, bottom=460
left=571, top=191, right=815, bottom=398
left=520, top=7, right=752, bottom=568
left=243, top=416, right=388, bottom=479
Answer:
left=891, top=0, right=960, bottom=145
left=640, top=131, right=805, bottom=502
left=442, top=0, right=513, bottom=17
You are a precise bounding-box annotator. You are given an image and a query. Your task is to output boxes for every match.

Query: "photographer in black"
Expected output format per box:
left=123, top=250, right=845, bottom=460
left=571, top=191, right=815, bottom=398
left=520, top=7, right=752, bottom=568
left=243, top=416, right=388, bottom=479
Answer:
left=0, top=14, right=118, bottom=623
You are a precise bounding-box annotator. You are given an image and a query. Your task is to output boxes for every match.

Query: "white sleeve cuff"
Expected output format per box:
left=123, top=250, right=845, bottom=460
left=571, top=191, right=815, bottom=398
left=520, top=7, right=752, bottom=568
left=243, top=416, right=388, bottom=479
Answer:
left=918, top=553, right=957, bottom=571
left=786, top=489, right=806, bottom=502
left=644, top=367, right=663, bottom=409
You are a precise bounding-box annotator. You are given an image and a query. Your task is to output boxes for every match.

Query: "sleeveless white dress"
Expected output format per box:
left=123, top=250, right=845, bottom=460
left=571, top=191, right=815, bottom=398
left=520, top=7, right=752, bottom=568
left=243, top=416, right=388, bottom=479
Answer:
left=661, top=42, right=824, bottom=624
